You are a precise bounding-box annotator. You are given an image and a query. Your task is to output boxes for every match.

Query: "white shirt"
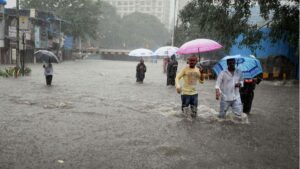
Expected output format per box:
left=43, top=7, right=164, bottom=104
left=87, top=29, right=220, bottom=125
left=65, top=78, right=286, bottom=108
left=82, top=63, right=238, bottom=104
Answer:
left=44, top=65, right=53, bottom=76
left=215, top=69, right=244, bottom=101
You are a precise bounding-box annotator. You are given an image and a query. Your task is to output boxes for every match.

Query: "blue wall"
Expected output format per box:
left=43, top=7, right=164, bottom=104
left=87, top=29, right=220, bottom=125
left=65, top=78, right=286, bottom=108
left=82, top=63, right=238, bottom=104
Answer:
left=229, top=28, right=298, bottom=65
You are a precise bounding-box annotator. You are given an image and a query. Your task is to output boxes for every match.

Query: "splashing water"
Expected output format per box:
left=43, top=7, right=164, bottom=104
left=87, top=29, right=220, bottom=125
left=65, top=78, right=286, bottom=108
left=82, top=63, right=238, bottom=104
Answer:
left=155, top=103, right=249, bottom=124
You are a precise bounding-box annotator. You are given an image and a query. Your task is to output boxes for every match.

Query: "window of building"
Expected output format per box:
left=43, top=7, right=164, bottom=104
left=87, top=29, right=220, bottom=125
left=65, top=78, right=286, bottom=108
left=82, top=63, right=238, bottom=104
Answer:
left=118, top=1, right=122, bottom=5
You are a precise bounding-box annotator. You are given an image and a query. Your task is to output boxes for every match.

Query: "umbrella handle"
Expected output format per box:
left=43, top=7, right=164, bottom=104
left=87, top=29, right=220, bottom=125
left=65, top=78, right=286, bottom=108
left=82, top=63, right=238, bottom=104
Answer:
left=198, top=48, right=200, bottom=61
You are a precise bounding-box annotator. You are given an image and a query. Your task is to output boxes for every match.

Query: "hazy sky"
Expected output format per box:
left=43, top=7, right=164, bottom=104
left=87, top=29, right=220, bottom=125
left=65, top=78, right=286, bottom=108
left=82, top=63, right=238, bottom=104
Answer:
left=6, top=0, right=16, bottom=8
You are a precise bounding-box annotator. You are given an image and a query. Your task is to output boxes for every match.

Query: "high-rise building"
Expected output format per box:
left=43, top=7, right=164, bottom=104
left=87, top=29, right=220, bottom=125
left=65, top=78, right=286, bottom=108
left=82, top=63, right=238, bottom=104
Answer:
left=169, top=0, right=190, bottom=30
left=102, top=0, right=171, bottom=30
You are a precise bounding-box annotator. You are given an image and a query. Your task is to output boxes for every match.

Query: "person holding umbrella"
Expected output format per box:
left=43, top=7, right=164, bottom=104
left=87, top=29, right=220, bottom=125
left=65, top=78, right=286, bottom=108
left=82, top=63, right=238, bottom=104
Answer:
left=215, top=58, right=243, bottom=118
left=213, top=55, right=263, bottom=116
left=240, top=73, right=262, bottom=114
left=175, top=55, right=204, bottom=119
left=34, top=50, right=59, bottom=86
left=43, top=59, right=54, bottom=86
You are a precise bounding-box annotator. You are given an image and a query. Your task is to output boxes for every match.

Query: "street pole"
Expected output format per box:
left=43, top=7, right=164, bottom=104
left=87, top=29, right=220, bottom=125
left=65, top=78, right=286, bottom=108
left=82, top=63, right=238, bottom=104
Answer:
left=56, top=19, right=61, bottom=56
left=171, top=0, right=177, bottom=46
left=21, top=31, right=25, bottom=76
left=57, top=19, right=61, bottom=61
left=16, top=0, right=20, bottom=68
left=79, top=36, right=81, bottom=59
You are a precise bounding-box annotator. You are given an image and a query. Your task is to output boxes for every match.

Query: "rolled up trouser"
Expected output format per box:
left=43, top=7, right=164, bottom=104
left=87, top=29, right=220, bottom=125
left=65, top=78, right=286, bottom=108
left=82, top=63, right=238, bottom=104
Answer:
left=181, top=94, right=198, bottom=114
left=219, top=98, right=242, bottom=118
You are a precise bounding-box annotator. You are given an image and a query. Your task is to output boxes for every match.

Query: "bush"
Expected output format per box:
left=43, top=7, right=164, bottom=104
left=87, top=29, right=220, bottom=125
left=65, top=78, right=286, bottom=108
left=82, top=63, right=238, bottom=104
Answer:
left=20, top=67, right=32, bottom=75
left=0, top=69, right=7, bottom=77
left=0, top=67, right=31, bottom=77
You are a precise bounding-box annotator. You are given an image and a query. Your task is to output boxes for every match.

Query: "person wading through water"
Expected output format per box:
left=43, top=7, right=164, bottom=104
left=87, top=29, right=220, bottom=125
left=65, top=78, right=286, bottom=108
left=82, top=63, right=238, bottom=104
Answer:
left=175, top=55, right=204, bottom=120
left=167, top=54, right=178, bottom=86
left=136, top=58, right=147, bottom=83
left=215, top=58, right=244, bottom=118
left=43, top=59, right=54, bottom=86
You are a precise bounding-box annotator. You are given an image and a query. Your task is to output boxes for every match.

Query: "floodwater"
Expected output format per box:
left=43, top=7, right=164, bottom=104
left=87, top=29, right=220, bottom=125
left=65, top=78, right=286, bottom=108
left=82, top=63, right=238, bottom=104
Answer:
left=0, top=59, right=298, bottom=169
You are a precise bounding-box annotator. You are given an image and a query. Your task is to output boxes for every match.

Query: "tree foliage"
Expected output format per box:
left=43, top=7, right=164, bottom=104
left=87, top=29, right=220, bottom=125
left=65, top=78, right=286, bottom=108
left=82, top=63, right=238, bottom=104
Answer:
left=20, top=0, right=102, bottom=39
left=94, top=2, right=169, bottom=49
left=94, top=1, right=123, bottom=48
left=21, top=0, right=170, bottom=49
left=119, top=12, right=169, bottom=49
left=175, top=0, right=299, bottom=53
left=258, top=0, right=299, bottom=50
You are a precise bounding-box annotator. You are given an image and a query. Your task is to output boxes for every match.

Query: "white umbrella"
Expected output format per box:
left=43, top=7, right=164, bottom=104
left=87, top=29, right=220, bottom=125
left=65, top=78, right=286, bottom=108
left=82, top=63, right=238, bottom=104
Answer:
left=154, top=46, right=179, bottom=57
left=128, top=48, right=153, bottom=57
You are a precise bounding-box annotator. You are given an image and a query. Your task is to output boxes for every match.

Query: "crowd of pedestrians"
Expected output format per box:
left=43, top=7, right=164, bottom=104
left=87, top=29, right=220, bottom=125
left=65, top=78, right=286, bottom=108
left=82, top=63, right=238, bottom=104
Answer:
left=43, top=54, right=260, bottom=120
left=134, top=55, right=260, bottom=120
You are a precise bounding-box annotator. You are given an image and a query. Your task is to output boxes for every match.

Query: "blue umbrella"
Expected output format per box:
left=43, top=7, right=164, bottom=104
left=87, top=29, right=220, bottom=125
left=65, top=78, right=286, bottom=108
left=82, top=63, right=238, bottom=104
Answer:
left=0, top=0, right=6, bottom=5
left=213, top=55, right=263, bottom=79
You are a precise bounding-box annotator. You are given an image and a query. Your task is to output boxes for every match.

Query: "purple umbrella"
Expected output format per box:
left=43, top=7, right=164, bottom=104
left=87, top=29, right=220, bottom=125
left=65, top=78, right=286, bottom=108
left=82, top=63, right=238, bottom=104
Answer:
left=176, top=39, right=223, bottom=55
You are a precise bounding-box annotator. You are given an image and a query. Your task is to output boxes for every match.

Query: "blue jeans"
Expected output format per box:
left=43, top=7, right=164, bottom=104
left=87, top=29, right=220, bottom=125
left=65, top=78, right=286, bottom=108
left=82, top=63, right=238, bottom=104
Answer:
left=181, top=94, right=198, bottom=114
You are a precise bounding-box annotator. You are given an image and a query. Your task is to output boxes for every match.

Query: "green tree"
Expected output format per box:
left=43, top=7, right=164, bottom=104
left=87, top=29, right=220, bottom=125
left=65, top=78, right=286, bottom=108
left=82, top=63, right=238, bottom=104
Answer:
left=175, top=0, right=299, bottom=53
left=20, top=0, right=102, bottom=40
left=94, top=1, right=123, bottom=49
left=120, top=12, right=170, bottom=49
left=95, top=8, right=170, bottom=50
left=258, top=0, right=299, bottom=52
left=175, top=0, right=257, bottom=52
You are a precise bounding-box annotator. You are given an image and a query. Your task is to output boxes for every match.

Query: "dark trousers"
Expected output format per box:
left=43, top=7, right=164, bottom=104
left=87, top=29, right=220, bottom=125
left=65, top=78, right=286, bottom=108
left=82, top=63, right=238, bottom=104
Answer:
left=136, top=73, right=145, bottom=82
left=240, top=91, right=254, bottom=114
left=167, top=76, right=175, bottom=86
left=181, top=94, right=198, bottom=113
left=46, top=75, right=53, bottom=85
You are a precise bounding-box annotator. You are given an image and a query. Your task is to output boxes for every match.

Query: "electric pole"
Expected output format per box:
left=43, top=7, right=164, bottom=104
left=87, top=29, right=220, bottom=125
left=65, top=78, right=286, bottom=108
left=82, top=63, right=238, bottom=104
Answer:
left=16, top=0, right=20, bottom=67
left=171, top=0, right=177, bottom=46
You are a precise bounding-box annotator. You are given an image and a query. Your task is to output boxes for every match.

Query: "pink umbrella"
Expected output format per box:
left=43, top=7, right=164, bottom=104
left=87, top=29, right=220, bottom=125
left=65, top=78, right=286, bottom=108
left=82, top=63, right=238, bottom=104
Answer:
left=176, top=39, right=222, bottom=55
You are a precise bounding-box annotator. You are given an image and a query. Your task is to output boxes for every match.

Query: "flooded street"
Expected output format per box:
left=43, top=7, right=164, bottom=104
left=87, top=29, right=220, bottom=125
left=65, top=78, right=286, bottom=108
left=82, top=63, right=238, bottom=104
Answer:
left=0, top=59, right=298, bottom=169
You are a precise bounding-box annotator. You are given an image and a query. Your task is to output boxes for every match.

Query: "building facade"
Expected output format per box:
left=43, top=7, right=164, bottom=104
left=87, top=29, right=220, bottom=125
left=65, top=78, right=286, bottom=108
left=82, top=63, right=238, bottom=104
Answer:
left=102, top=0, right=171, bottom=30
left=0, top=8, right=73, bottom=64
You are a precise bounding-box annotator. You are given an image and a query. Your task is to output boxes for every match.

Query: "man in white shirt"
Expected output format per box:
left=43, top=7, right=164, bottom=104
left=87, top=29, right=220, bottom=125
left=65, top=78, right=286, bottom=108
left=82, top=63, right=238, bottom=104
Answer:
left=215, top=58, right=243, bottom=118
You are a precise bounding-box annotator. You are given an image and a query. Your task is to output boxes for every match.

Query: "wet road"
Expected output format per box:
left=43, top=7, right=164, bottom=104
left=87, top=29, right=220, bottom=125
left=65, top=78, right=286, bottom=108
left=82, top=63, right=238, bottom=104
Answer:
left=0, top=59, right=298, bottom=169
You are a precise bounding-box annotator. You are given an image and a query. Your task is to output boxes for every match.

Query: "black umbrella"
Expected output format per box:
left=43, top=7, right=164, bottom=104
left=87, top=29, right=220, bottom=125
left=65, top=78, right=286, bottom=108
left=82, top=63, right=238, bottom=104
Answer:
left=34, top=50, right=59, bottom=63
